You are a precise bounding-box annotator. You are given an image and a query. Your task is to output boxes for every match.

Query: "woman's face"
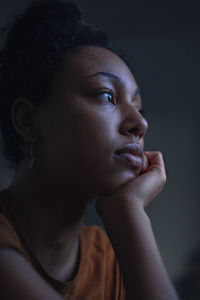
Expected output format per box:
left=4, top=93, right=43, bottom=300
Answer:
left=36, top=46, right=148, bottom=197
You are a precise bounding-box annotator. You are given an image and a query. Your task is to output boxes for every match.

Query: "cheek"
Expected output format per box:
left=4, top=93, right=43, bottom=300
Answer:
left=69, top=106, right=117, bottom=147
left=40, top=102, right=138, bottom=192
left=75, top=115, right=116, bottom=163
left=47, top=108, right=116, bottom=167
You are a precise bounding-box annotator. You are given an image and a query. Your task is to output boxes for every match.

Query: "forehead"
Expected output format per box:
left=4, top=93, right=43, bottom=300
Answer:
left=62, top=46, right=138, bottom=91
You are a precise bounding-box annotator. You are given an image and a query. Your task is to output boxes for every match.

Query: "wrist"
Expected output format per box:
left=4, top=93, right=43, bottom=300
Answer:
left=96, top=196, right=149, bottom=227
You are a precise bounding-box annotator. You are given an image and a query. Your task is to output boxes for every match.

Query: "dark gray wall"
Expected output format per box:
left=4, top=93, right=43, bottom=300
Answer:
left=0, top=0, right=199, bottom=284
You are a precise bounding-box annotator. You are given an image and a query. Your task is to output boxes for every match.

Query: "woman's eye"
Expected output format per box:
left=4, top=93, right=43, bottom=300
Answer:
left=98, top=92, right=115, bottom=104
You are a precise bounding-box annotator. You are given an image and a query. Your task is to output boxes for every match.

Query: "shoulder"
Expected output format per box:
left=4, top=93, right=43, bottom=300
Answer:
left=80, top=224, right=126, bottom=299
left=80, top=224, right=118, bottom=271
left=0, top=189, right=28, bottom=258
left=81, top=224, right=108, bottom=241
left=81, top=224, right=112, bottom=253
left=0, top=210, right=19, bottom=248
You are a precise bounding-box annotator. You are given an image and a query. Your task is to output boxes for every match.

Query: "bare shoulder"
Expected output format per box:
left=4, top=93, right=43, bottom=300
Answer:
left=0, top=248, right=65, bottom=300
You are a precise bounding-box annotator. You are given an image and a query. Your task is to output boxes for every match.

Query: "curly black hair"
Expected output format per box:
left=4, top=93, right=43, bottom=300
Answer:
left=0, top=0, right=128, bottom=170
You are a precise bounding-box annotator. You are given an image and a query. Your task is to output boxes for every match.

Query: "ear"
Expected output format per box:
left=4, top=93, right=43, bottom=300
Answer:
left=11, top=97, right=41, bottom=143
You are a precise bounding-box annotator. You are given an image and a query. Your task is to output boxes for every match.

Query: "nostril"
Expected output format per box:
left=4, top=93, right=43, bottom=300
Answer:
left=139, top=132, right=145, bottom=140
left=119, top=107, right=148, bottom=138
left=128, top=127, right=139, bottom=135
left=128, top=127, right=145, bottom=141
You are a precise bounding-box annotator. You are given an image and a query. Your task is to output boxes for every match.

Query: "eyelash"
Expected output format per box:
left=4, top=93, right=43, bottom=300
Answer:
left=97, top=91, right=116, bottom=105
left=96, top=91, right=145, bottom=116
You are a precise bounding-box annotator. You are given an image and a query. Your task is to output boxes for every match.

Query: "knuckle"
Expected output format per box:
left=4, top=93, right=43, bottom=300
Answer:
left=162, top=173, right=167, bottom=184
left=155, top=167, right=166, bottom=182
left=156, top=151, right=163, bottom=157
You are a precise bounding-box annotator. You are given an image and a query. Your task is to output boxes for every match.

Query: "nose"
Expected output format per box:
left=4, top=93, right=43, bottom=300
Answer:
left=119, top=105, right=148, bottom=140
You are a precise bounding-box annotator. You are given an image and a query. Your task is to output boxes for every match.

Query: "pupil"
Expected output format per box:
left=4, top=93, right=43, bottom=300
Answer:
left=106, top=93, right=112, bottom=101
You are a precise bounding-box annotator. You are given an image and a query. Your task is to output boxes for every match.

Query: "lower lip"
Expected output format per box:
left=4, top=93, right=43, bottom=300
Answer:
left=114, top=153, right=143, bottom=170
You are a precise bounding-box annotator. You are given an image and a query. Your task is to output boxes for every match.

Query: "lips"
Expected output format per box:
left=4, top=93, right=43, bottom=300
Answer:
left=114, top=143, right=143, bottom=170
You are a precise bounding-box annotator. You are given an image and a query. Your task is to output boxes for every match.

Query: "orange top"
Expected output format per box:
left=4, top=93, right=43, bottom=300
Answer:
left=0, top=188, right=126, bottom=300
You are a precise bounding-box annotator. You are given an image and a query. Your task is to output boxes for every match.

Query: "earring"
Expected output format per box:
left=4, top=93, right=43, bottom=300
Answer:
left=24, top=140, right=36, bottom=169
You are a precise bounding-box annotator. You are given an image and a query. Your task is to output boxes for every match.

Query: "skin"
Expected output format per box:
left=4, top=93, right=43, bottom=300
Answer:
left=8, top=45, right=148, bottom=279
left=1, top=45, right=179, bottom=299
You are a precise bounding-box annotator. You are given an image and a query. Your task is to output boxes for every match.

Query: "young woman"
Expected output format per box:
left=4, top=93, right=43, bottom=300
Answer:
left=0, top=1, right=180, bottom=299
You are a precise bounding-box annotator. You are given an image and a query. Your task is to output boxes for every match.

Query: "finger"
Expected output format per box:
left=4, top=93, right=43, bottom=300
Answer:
left=141, top=153, right=148, bottom=173
left=144, top=151, right=166, bottom=179
left=144, top=151, right=165, bottom=168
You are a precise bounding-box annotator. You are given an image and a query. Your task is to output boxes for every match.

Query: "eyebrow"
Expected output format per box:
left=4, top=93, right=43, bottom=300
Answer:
left=85, top=71, right=140, bottom=97
left=85, top=71, right=122, bottom=83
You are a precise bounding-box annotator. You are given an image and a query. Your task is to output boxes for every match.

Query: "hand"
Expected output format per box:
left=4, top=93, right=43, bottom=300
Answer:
left=95, top=152, right=179, bottom=300
left=96, top=151, right=166, bottom=217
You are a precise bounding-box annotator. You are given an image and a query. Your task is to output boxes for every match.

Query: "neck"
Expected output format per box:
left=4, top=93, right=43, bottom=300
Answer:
left=6, top=165, right=95, bottom=282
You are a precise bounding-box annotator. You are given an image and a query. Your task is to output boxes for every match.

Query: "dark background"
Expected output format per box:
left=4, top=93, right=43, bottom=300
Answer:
left=0, top=0, right=199, bottom=293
